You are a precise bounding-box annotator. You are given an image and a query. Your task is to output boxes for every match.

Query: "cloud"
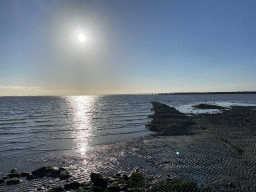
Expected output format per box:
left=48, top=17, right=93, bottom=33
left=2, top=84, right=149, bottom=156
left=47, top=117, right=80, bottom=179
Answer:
left=0, top=85, right=46, bottom=96
left=0, top=85, right=43, bottom=91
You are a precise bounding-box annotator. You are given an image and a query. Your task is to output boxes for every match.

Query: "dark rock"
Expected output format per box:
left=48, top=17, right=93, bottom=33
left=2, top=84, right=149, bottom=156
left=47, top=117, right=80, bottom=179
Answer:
left=81, top=181, right=93, bottom=190
left=91, top=186, right=103, bottom=192
left=107, top=183, right=120, bottom=192
left=49, top=185, right=65, bottom=192
left=59, top=167, right=66, bottom=171
left=146, top=102, right=194, bottom=135
left=26, top=174, right=37, bottom=180
left=32, top=166, right=55, bottom=178
left=0, top=178, right=5, bottom=184
left=6, top=177, right=20, bottom=185
left=46, top=169, right=61, bottom=177
left=32, top=166, right=47, bottom=177
left=90, top=172, right=108, bottom=189
left=21, top=171, right=31, bottom=177
left=10, top=169, right=17, bottom=173
left=64, top=181, right=81, bottom=190
left=2, top=176, right=7, bottom=180
left=8, top=172, right=20, bottom=178
left=59, top=171, right=71, bottom=180
left=122, top=174, right=129, bottom=181
left=128, top=172, right=144, bottom=188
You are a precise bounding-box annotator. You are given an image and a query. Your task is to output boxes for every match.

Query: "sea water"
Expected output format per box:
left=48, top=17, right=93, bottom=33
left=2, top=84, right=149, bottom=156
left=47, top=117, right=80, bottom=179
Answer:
left=0, top=94, right=256, bottom=176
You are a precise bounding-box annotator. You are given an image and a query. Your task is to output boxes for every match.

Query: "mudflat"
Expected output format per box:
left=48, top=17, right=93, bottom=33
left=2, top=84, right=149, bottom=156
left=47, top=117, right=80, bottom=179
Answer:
left=2, top=102, right=256, bottom=191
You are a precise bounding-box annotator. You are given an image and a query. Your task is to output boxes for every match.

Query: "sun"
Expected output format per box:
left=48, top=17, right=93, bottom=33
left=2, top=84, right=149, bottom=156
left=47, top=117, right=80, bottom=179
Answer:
left=78, top=33, right=86, bottom=42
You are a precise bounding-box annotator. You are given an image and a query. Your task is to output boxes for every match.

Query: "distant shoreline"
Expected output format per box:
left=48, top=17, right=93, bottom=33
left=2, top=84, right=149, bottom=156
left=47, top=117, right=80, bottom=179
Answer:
left=158, top=91, right=256, bottom=95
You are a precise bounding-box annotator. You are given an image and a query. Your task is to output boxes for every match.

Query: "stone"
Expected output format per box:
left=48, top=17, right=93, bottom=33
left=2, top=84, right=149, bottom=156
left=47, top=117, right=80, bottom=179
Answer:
left=59, top=171, right=71, bottom=180
left=46, top=169, right=61, bottom=177
left=32, top=166, right=56, bottom=178
left=7, top=172, right=20, bottom=178
left=26, top=174, right=37, bottom=180
left=64, top=181, right=81, bottom=190
left=21, top=171, right=31, bottom=177
left=0, top=178, right=5, bottom=184
left=91, top=186, right=103, bottom=192
left=2, top=176, right=7, bottom=180
left=32, top=166, right=47, bottom=177
left=49, top=185, right=65, bottom=192
left=90, top=173, right=108, bottom=189
left=107, top=183, right=120, bottom=192
left=10, top=169, right=17, bottom=173
left=6, top=177, right=20, bottom=185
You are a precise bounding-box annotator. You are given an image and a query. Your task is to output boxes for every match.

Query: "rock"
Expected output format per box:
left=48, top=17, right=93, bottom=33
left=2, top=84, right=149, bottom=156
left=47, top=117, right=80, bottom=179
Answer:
left=7, top=172, right=20, bottom=178
left=49, top=185, right=65, bottom=192
left=21, top=171, right=31, bottom=177
left=0, top=178, right=5, bottom=185
left=46, top=169, right=61, bottom=177
left=107, top=183, right=120, bottom=192
left=64, top=181, right=81, bottom=190
left=6, top=177, right=20, bottom=185
left=32, top=166, right=47, bottom=177
left=26, top=174, right=37, bottom=180
left=90, top=173, right=108, bottom=189
left=146, top=102, right=194, bottom=135
left=59, top=171, right=71, bottom=180
left=81, top=181, right=93, bottom=190
left=59, top=167, right=66, bottom=171
left=2, top=176, right=7, bottom=180
left=122, top=174, right=129, bottom=181
left=91, top=186, right=103, bottom=192
left=32, top=166, right=56, bottom=178
left=10, top=169, right=17, bottom=173
left=128, top=172, right=145, bottom=188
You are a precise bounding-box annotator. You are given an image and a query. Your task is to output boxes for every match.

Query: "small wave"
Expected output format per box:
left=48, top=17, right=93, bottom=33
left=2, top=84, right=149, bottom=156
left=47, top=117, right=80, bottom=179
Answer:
left=0, top=146, right=36, bottom=152
left=0, top=132, right=22, bottom=135
left=93, top=130, right=149, bottom=137
left=0, top=118, right=26, bottom=122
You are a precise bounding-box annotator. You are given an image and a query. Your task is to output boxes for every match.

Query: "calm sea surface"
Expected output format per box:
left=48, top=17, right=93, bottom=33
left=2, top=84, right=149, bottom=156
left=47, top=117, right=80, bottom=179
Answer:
left=0, top=94, right=256, bottom=176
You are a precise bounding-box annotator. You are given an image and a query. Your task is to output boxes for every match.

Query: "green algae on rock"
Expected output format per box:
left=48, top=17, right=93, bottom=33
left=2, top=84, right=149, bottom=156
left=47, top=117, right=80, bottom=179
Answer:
left=90, top=172, right=108, bottom=189
left=21, top=171, right=30, bottom=177
left=49, top=185, right=65, bottom=192
left=64, top=181, right=81, bottom=190
left=0, top=178, right=5, bottom=185
left=6, top=177, right=20, bottom=185
left=59, top=171, right=72, bottom=180
left=7, top=172, right=20, bottom=178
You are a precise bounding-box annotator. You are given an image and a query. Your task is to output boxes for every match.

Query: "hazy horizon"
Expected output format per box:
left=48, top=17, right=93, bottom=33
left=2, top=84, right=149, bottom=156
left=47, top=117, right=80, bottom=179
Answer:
left=1, top=0, right=256, bottom=96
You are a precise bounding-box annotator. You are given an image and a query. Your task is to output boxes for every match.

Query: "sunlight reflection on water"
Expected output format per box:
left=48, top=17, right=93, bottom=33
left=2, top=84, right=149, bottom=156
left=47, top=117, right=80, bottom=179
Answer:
left=67, top=96, right=96, bottom=156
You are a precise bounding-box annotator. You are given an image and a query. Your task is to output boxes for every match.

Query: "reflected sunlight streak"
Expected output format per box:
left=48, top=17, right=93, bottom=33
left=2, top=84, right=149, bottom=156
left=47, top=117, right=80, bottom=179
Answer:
left=67, top=96, right=96, bottom=156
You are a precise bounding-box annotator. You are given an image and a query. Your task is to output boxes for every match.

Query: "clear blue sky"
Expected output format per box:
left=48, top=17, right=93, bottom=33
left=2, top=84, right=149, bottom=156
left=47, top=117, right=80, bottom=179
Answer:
left=1, top=0, right=256, bottom=95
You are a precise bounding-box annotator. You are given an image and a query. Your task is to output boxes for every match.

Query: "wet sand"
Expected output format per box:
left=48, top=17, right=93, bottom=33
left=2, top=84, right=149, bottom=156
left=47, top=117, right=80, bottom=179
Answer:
left=2, top=104, right=256, bottom=191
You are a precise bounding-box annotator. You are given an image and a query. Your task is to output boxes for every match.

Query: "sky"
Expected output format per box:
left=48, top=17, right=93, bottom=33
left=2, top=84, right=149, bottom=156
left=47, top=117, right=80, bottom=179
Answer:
left=1, top=0, right=256, bottom=96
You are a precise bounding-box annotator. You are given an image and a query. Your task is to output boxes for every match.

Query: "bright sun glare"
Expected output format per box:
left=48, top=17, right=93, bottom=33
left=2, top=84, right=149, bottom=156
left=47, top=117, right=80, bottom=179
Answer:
left=78, top=33, right=86, bottom=42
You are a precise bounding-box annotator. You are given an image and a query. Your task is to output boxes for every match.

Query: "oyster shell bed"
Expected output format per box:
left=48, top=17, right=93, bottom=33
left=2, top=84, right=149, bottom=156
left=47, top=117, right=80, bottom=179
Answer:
left=2, top=106, right=256, bottom=191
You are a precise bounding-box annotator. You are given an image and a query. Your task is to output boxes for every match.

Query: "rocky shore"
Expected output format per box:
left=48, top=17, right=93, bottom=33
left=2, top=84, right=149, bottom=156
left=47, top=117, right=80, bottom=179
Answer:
left=0, top=166, right=206, bottom=192
left=2, top=102, right=256, bottom=191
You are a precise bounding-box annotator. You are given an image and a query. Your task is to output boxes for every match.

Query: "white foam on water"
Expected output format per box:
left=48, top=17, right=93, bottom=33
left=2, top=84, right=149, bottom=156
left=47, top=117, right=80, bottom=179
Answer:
left=175, top=101, right=256, bottom=115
